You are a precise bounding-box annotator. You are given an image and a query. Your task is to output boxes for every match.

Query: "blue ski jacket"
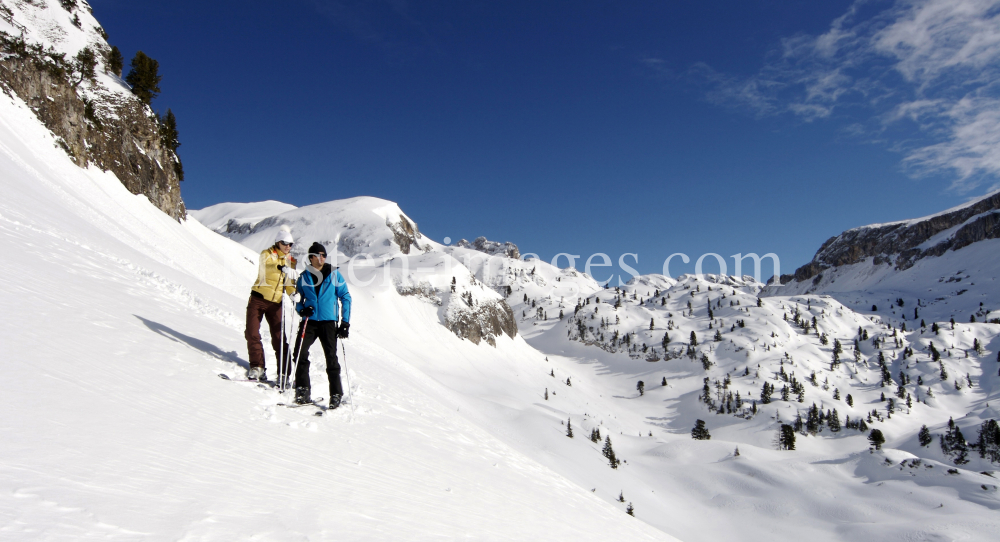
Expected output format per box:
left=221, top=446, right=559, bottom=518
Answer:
left=295, top=265, right=352, bottom=323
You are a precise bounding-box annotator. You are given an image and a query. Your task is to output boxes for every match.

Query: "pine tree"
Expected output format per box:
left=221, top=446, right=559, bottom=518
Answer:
left=760, top=382, right=772, bottom=404
left=649, top=318, right=655, bottom=330
left=700, top=352, right=712, bottom=371
left=590, top=427, right=602, bottom=443
left=806, top=403, right=821, bottom=434
left=661, top=377, right=667, bottom=386
left=829, top=409, right=841, bottom=432
left=918, top=425, right=932, bottom=447
left=637, top=381, right=645, bottom=396
left=976, top=419, right=1000, bottom=462
left=691, top=419, right=711, bottom=440
left=618, top=491, right=625, bottom=502
left=566, top=418, right=573, bottom=438
left=942, top=420, right=969, bottom=464
left=868, top=429, right=886, bottom=450
left=125, top=51, right=162, bottom=105
left=72, top=47, right=97, bottom=87
left=626, top=502, right=634, bottom=516
left=159, top=109, right=181, bottom=153
left=602, top=436, right=620, bottom=469
left=778, top=424, right=796, bottom=450
left=690, top=331, right=698, bottom=346
left=544, top=388, right=548, bottom=400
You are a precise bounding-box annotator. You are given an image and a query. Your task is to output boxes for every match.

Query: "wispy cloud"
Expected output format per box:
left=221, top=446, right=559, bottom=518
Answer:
left=687, top=0, right=1000, bottom=192
left=306, top=0, right=437, bottom=62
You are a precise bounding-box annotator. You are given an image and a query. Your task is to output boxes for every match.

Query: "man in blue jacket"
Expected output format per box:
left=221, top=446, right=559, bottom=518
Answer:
left=292, top=242, right=352, bottom=408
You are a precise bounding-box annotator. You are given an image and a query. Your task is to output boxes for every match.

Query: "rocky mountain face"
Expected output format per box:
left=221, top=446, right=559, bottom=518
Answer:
left=781, top=191, right=1000, bottom=286
left=0, top=1, right=185, bottom=219
left=445, top=298, right=517, bottom=346
left=456, top=236, right=520, bottom=260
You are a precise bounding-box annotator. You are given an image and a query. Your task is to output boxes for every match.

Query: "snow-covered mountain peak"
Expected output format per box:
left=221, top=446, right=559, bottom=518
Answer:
left=193, top=196, right=432, bottom=262
left=854, top=189, right=1000, bottom=231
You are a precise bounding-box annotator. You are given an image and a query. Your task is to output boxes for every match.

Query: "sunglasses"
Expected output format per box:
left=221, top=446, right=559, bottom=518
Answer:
left=311, top=253, right=327, bottom=258
left=279, top=241, right=294, bottom=247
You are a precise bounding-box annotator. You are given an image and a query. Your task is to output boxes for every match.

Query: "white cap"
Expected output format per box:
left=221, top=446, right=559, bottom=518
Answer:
left=275, top=224, right=294, bottom=245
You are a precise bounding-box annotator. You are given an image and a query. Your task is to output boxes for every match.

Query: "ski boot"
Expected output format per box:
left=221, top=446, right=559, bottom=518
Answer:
left=294, top=386, right=312, bottom=405
left=247, top=367, right=265, bottom=381
left=328, top=395, right=342, bottom=410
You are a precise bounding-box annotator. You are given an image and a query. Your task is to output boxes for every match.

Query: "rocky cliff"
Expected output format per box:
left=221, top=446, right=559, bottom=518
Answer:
left=0, top=1, right=185, bottom=219
left=779, top=191, right=1000, bottom=286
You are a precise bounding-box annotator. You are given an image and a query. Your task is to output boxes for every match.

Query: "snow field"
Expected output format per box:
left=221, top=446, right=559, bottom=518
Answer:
left=0, top=88, right=673, bottom=540
left=207, top=197, right=1000, bottom=540
left=3, top=0, right=999, bottom=530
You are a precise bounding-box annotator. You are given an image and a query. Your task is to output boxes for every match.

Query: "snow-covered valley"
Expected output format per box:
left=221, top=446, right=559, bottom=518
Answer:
left=3, top=1, right=1000, bottom=540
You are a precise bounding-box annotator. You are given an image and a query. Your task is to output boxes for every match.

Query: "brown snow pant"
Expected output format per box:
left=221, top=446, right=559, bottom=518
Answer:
left=245, top=292, right=287, bottom=373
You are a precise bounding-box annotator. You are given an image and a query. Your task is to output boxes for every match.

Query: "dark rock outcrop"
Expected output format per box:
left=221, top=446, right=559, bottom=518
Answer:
left=0, top=28, right=184, bottom=219
left=387, top=215, right=421, bottom=254
left=456, top=236, right=520, bottom=259
left=446, top=299, right=517, bottom=346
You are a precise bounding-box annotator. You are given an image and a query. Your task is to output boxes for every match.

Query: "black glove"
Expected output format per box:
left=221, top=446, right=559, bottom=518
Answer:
left=300, top=306, right=315, bottom=318
left=338, top=321, right=350, bottom=339
left=277, top=264, right=285, bottom=273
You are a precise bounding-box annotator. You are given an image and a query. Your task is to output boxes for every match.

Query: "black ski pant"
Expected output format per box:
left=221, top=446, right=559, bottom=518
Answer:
left=292, top=319, right=343, bottom=398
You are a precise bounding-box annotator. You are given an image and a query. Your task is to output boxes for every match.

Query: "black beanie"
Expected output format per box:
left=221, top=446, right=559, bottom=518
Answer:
left=308, top=242, right=327, bottom=256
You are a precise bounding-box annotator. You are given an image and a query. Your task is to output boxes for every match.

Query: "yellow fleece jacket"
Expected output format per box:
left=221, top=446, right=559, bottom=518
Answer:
left=251, top=246, right=296, bottom=303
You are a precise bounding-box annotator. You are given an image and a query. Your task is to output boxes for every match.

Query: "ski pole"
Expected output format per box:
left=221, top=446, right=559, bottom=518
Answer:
left=342, top=340, right=355, bottom=422
left=279, top=290, right=286, bottom=391
left=289, top=316, right=310, bottom=392
left=273, top=265, right=287, bottom=391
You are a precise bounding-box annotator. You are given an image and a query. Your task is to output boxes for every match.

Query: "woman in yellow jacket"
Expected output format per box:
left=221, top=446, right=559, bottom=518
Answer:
left=245, top=226, right=298, bottom=381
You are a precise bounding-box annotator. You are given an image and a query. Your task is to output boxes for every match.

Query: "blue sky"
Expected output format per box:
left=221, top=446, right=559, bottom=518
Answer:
left=92, top=0, right=1000, bottom=281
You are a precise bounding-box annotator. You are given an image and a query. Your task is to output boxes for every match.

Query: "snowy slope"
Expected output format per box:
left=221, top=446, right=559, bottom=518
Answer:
left=196, top=200, right=1000, bottom=541
left=6, top=2, right=996, bottom=540
left=0, top=84, right=673, bottom=539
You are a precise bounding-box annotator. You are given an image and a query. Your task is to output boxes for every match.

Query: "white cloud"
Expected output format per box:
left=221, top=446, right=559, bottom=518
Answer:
left=691, top=0, right=1000, bottom=192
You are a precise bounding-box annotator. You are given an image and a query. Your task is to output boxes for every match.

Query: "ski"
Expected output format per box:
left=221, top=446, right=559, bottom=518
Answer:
left=276, top=400, right=326, bottom=416
left=217, top=373, right=277, bottom=388
left=276, top=397, right=325, bottom=409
